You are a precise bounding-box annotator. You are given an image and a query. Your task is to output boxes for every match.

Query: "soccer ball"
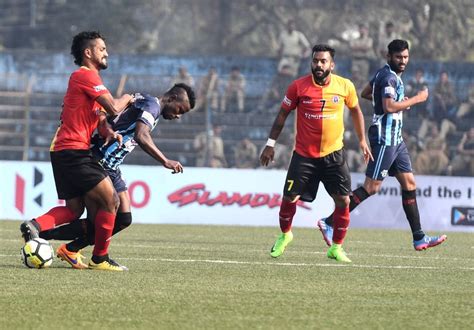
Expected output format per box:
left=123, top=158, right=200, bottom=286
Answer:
left=21, top=238, right=54, bottom=269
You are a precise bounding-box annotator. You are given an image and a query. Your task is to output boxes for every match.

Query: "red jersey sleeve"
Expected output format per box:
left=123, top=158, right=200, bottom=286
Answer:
left=71, top=69, right=110, bottom=100
left=281, top=80, right=298, bottom=112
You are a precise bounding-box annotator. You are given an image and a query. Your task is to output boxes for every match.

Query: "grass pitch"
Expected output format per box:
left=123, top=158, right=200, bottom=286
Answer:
left=0, top=220, right=472, bottom=329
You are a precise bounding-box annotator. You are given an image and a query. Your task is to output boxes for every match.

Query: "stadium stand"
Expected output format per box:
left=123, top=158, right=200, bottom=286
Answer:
left=0, top=52, right=472, bottom=174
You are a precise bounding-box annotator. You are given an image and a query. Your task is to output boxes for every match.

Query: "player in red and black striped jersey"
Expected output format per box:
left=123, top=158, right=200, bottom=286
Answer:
left=20, top=31, right=134, bottom=271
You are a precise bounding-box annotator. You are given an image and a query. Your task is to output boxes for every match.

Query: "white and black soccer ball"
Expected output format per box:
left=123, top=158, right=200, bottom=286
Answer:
left=21, top=238, right=54, bottom=269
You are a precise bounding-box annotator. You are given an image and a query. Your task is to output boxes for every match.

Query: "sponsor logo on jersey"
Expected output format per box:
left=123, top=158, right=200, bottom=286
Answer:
left=381, top=170, right=388, bottom=178
left=304, top=112, right=336, bottom=120
left=301, top=96, right=313, bottom=104
left=93, top=84, right=107, bottom=92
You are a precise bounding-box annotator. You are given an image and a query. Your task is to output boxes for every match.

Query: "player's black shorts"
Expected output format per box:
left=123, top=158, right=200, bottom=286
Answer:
left=284, top=149, right=351, bottom=202
left=105, top=167, right=128, bottom=194
left=50, top=150, right=108, bottom=200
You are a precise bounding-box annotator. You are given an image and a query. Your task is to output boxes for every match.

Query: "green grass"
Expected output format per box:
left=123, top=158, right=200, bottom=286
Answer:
left=1, top=220, right=472, bottom=329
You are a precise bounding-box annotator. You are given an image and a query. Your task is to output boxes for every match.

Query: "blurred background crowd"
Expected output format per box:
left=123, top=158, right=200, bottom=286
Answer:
left=0, top=0, right=473, bottom=176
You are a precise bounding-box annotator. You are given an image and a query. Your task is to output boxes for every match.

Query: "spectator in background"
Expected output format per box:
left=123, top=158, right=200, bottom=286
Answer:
left=419, top=71, right=458, bottom=141
left=456, top=83, right=474, bottom=120
left=376, top=22, right=398, bottom=63
left=349, top=23, right=375, bottom=81
left=221, top=66, right=246, bottom=112
left=195, top=67, right=220, bottom=112
left=433, top=71, right=458, bottom=119
left=233, top=138, right=258, bottom=168
left=449, top=127, right=474, bottom=176
left=170, top=66, right=195, bottom=88
left=277, top=19, right=311, bottom=77
left=193, top=125, right=227, bottom=168
left=414, top=125, right=449, bottom=175
left=405, top=68, right=429, bottom=118
left=344, top=129, right=365, bottom=173
left=262, top=131, right=293, bottom=170
left=258, top=64, right=294, bottom=113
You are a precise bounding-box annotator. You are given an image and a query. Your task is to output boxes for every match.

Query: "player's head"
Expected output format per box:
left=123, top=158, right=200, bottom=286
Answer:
left=311, top=44, right=335, bottom=84
left=161, top=83, right=196, bottom=120
left=71, top=31, right=108, bottom=70
left=387, top=39, right=409, bottom=74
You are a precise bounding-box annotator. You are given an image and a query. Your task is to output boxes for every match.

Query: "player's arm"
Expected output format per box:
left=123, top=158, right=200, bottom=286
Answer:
left=361, top=83, right=373, bottom=101
left=260, top=107, right=291, bottom=166
left=383, top=88, right=429, bottom=113
left=348, top=104, right=373, bottom=163
left=134, top=121, right=183, bottom=173
left=97, top=112, right=122, bottom=147
left=96, top=93, right=134, bottom=116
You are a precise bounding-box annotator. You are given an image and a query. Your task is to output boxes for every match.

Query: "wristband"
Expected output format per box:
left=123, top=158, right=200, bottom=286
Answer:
left=266, top=138, right=276, bottom=147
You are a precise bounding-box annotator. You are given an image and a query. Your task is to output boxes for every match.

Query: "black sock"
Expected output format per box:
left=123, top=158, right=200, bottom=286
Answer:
left=402, top=189, right=425, bottom=240
left=65, top=213, right=132, bottom=252
left=325, top=187, right=370, bottom=226
left=91, top=254, right=109, bottom=264
left=40, top=219, right=87, bottom=241
left=66, top=219, right=94, bottom=252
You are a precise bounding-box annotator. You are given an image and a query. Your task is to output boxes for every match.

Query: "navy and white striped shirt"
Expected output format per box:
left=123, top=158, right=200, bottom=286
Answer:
left=92, top=93, right=160, bottom=170
left=368, top=64, right=404, bottom=146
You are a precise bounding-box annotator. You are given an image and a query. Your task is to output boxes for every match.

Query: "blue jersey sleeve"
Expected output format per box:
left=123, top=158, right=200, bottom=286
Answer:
left=133, top=94, right=160, bottom=129
left=381, top=74, right=398, bottom=100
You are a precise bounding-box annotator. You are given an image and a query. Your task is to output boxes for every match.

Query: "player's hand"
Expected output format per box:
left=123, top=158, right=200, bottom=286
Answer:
left=260, top=146, right=275, bottom=167
left=403, top=96, right=411, bottom=110
left=103, top=131, right=123, bottom=148
left=416, top=87, right=429, bottom=103
left=360, top=141, right=373, bottom=164
left=164, top=160, right=183, bottom=174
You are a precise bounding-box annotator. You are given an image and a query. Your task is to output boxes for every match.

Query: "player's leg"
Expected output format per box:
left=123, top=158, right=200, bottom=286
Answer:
left=270, top=152, right=316, bottom=258
left=20, top=151, right=87, bottom=242
left=85, top=177, right=127, bottom=271
left=318, top=144, right=388, bottom=245
left=320, top=149, right=353, bottom=262
left=395, top=171, right=447, bottom=250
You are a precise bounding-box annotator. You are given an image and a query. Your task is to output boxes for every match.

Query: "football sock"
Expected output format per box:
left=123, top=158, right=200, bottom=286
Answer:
left=325, top=187, right=370, bottom=226
left=402, top=189, right=425, bottom=241
left=332, top=205, right=350, bottom=244
left=278, top=199, right=297, bottom=233
left=65, top=212, right=133, bottom=252
left=92, top=209, right=116, bottom=257
left=34, top=206, right=76, bottom=231
left=40, top=218, right=87, bottom=241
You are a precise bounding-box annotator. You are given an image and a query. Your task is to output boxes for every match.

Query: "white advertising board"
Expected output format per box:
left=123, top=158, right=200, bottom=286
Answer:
left=0, top=161, right=473, bottom=232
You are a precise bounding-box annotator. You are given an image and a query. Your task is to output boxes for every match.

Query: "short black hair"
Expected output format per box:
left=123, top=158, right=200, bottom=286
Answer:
left=312, top=44, right=335, bottom=59
left=388, top=39, right=409, bottom=55
left=71, top=31, right=105, bottom=66
left=168, top=83, right=196, bottom=109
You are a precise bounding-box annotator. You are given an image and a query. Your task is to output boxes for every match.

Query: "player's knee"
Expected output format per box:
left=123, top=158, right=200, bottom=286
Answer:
left=116, top=212, right=132, bottom=230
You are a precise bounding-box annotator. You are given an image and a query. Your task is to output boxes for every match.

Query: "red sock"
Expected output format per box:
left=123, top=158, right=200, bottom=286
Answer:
left=279, top=199, right=297, bottom=233
left=332, top=206, right=350, bottom=244
left=92, top=210, right=116, bottom=257
left=35, top=206, right=76, bottom=231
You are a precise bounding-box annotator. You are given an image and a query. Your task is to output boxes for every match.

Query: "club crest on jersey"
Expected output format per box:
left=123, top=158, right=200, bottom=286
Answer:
left=333, top=96, right=339, bottom=103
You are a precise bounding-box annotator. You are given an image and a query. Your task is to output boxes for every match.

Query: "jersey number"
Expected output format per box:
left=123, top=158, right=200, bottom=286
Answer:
left=319, top=99, right=326, bottom=112
left=286, top=179, right=294, bottom=191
